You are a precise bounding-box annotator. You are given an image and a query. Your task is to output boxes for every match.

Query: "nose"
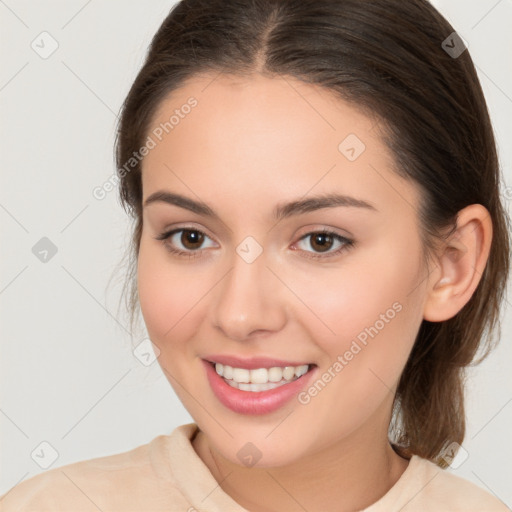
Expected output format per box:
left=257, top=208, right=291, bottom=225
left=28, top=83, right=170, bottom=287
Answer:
left=210, top=245, right=287, bottom=342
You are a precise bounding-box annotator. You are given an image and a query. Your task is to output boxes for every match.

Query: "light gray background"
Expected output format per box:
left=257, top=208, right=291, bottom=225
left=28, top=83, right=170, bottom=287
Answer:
left=1, top=0, right=511, bottom=506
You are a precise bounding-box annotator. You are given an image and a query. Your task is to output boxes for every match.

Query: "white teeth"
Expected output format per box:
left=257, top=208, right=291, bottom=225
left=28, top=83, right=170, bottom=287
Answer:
left=250, top=368, right=268, bottom=384
left=295, top=365, right=308, bottom=377
left=268, top=367, right=283, bottom=382
left=232, top=368, right=250, bottom=383
left=282, top=366, right=295, bottom=380
left=214, top=363, right=310, bottom=387
left=226, top=379, right=292, bottom=392
left=223, top=364, right=233, bottom=380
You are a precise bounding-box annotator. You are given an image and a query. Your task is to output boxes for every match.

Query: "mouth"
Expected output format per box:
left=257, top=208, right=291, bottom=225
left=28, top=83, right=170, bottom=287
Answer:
left=202, top=358, right=317, bottom=415
left=207, top=360, right=313, bottom=392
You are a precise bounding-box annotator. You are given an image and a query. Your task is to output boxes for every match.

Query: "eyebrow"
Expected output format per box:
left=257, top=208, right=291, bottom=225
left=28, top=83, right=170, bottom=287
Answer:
left=143, top=190, right=377, bottom=220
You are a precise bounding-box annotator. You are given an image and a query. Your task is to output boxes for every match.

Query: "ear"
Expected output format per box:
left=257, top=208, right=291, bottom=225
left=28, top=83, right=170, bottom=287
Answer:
left=423, top=204, right=493, bottom=322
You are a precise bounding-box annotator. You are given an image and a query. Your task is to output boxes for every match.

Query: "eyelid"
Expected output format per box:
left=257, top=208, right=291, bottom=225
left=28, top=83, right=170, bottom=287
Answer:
left=156, top=224, right=355, bottom=259
left=157, top=222, right=350, bottom=240
left=291, top=229, right=354, bottom=257
left=294, top=224, right=354, bottom=240
left=157, top=223, right=218, bottom=244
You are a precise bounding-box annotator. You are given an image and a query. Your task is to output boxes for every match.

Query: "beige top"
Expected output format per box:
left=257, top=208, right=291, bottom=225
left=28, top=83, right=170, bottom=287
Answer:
left=0, top=423, right=507, bottom=511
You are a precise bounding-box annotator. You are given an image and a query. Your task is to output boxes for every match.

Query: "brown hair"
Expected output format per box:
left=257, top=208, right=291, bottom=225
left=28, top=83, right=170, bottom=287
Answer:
left=114, top=0, right=511, bottom=467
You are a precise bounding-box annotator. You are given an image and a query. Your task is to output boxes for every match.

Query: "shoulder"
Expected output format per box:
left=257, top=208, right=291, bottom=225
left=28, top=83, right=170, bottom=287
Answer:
left=0, top=439, right=159, bottom=511
left=390, top=455, right=509, bottom=511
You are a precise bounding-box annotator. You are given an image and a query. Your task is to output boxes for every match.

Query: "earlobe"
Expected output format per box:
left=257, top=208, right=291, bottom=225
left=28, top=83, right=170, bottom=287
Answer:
left=423, top=204, right=493, bottom=322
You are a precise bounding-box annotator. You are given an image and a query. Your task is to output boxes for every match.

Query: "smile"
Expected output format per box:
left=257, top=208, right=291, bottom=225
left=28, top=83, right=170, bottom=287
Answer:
left=203, top=358, right=317, bottom=414
left=213, top=362, right=310, bottom=392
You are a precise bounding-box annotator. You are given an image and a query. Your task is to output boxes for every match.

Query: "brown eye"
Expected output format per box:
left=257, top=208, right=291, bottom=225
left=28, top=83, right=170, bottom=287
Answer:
left=180, top=229, right=204, bottom=250
left=294, top=230, right=354, bottom=260
left=309, top=233, right=334, bottom=253
left=155, top=227, right=217, bottom=258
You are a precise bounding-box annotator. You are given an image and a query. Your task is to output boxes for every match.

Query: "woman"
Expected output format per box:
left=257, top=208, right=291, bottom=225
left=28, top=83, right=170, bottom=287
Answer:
left=2, top=0, right=510, bottom=510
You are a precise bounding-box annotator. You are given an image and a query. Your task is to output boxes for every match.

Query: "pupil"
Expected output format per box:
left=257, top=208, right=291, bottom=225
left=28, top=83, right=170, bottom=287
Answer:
left=179, top=231, right=334, bottom=252
left=312, top=233, right=332, bottom=252
left=182, top=229, right=203, bottom=249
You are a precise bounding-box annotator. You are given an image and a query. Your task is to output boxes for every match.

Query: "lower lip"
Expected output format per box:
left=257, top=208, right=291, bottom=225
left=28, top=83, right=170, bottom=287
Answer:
left=203, top=360, right=317, bottom=415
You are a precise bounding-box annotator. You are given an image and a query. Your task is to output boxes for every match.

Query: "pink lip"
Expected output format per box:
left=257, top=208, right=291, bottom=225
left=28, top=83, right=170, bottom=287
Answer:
left=203, top=354, right=311, bottom=369
left=202, top=359, right=317, bottom=415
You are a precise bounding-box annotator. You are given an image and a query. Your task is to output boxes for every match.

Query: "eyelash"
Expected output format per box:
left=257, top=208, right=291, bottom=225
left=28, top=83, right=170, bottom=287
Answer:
left=155, top=226, right=355, bottom=261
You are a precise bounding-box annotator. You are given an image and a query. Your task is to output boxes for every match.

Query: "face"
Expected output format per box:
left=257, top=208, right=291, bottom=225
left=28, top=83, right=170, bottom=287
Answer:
left=137, top=73, right=430, bottom=467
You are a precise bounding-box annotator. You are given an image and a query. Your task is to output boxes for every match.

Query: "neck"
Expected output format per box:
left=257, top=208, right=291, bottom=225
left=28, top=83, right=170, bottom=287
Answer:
left=192, top=403, right=410, bottom=512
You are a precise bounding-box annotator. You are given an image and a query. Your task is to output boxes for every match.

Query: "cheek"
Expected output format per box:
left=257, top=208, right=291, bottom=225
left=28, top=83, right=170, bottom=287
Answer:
left=291, top=236, right=424, bottom=376
left=286, top=244, right=424, bottom=445
left=136, top=238, right=207, bottom=351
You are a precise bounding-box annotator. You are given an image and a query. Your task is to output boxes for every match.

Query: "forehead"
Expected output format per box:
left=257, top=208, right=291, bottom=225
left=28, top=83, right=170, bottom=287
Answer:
left=147, top=72, right=376, bottom=154
left=141, top=73, right=422, bottom=220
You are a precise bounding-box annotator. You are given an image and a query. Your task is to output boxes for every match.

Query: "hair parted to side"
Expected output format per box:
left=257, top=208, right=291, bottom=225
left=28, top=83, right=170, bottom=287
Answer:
left=114, top=0, right=511, bottom=467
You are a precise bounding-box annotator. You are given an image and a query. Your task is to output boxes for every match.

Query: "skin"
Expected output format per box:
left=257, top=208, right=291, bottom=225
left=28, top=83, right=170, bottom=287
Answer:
left=136, top=73, right=492, bottom=512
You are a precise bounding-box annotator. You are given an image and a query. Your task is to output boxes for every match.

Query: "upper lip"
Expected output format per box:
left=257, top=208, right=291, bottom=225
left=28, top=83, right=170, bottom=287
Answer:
left=204, top=354, right=313, bottom=370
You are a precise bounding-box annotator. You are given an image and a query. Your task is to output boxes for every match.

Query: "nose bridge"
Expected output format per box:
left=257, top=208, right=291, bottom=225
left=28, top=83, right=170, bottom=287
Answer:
left=211, top=236, right=285, bottom=340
